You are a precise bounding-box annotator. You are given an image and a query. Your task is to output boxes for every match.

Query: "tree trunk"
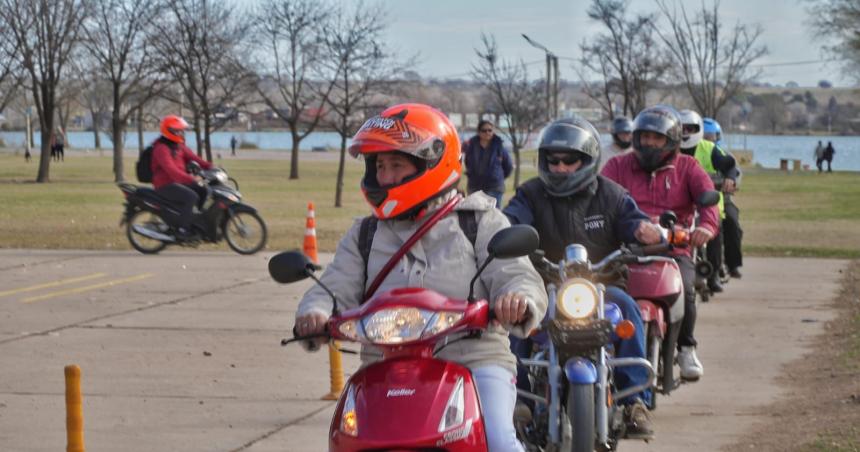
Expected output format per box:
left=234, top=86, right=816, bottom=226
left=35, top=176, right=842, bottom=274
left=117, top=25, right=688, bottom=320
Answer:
left=137, top=107, right=144, bottom=152
left=203, top=114, right=213, bottom=161
left=289, top=128, right=300, bottom=180
left=334, top=135, right=347, bottom=208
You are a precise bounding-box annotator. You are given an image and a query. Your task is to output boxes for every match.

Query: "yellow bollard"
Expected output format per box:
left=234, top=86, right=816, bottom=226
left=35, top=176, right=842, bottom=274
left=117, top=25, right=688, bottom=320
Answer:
left=321, top=341, right=345, bottom=400
left=65, top=365, right=85, bottom=452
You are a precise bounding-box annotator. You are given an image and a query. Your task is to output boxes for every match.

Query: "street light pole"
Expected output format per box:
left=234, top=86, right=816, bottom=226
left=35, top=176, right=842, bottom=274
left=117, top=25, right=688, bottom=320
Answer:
left=522, top=34, right=559, bottom=121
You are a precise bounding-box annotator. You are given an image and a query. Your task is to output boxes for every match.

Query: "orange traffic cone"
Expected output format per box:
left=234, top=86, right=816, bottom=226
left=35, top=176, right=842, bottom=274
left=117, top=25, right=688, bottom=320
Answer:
left=303, top=202, right=319, bottom=264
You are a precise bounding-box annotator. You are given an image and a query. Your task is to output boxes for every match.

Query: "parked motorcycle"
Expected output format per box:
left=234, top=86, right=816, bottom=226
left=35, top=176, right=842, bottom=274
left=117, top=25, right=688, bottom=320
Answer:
left=519, top=244, right=655, bottom=452
left=269, top=225, right=540, bottom=451
left=118, top=164, right=266, bottom=255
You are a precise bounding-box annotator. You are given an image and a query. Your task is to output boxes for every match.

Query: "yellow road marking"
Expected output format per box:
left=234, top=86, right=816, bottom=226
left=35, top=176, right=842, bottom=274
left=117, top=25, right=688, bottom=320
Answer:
left=0, top=273, right=108, bottom=298
left=21, top=273, right=155, bottom=304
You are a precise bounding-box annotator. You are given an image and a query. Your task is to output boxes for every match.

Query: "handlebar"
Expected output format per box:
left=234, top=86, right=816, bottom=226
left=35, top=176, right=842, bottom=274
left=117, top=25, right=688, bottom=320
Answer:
left=530, top=241, right=676, bottom=283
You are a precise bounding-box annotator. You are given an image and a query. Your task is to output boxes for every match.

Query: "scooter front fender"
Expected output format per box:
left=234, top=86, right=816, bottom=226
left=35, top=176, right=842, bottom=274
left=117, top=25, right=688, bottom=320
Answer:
left=564, top=357, right=598, bottom=384
left=329, top=357, right=487, bottom=451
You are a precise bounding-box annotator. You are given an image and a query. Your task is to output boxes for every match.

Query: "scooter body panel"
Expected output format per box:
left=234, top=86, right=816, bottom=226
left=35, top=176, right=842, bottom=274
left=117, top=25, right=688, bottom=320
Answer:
left=329, top=357, right=487, bottom=451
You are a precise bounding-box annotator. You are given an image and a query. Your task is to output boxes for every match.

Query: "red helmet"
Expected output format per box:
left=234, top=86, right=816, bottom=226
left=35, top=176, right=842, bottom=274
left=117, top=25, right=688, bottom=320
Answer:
left=348, top=103, right=462, bottom=220
left=160, top=115, right=189, bottom=144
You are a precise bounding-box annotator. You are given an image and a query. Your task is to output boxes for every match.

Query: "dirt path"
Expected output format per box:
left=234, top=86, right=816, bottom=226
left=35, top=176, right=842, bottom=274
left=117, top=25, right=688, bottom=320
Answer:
left=624, top=257, right=846, bottom=452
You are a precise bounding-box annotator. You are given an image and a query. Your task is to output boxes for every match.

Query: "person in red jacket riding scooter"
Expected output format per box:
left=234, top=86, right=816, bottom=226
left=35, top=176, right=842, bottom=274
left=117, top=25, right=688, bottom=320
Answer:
left=601, top=105, right=720, bottom=382
left=150, top=115, right=212, bottom=240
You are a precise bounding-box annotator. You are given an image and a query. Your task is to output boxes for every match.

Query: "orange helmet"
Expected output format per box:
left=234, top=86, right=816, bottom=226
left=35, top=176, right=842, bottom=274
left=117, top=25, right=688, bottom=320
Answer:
left=349, top=103, right=462, bottom=220
left=160, top=115, right=189, bottom=144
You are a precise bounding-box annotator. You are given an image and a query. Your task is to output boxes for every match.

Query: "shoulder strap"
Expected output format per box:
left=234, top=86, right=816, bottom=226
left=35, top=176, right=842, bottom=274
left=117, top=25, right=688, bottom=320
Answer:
left=358, top=215, right=378, bottom=287
left=457, top=210, right=478, bottom=248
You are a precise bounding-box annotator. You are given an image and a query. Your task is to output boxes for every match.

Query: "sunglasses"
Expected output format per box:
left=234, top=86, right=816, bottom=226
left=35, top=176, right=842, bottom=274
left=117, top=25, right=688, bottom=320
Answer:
left=479, top=128, right=494, bottom=133
left=545, top=154, right=582, bottom=166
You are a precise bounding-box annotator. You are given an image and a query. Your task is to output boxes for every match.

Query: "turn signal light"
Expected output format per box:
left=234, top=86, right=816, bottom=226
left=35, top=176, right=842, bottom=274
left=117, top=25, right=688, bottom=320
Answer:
left=615, top=320, right=635, bottom=340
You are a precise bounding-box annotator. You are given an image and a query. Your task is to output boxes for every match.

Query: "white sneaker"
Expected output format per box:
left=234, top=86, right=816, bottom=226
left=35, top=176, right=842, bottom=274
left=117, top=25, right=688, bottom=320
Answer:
left=678, top=346, right=704, bottom=381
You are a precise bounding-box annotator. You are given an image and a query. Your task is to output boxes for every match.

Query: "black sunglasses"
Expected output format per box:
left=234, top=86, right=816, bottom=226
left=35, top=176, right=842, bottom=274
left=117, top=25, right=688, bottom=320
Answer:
left=545, top=154, right=582, bottom=166
left=479, top=128, right=494, bottom=133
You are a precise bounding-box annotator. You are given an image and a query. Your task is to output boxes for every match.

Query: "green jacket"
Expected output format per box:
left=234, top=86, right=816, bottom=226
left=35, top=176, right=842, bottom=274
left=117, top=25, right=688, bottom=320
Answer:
left=691, top=140, right=726, bottom=219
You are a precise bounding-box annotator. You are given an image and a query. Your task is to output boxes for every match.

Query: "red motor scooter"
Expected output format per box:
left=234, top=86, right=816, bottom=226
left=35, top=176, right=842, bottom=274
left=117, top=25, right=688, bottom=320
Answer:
left=268, top=225, right=539, bottom=451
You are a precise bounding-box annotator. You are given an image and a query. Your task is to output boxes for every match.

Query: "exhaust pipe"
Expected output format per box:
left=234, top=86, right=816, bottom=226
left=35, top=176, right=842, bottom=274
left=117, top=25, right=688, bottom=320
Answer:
left=132, top=224, right=175, bottom=242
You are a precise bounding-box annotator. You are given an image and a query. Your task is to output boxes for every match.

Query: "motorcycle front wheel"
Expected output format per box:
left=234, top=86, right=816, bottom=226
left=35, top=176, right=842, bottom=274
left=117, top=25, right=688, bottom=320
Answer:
left=224, top=211, right=267, bottom=255
left=126, top=210, right=168, bottom=254
left=566, top=384, right=595, bottom=452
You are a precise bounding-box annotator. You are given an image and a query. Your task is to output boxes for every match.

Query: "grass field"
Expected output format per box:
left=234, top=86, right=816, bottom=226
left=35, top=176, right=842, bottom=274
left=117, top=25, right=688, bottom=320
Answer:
left=1, top=152, right=860, bottom=257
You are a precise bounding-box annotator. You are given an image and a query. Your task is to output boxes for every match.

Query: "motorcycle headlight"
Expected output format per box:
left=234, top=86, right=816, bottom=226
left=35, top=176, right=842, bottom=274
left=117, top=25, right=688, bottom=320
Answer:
left=361, top=308, right=435, bottom=344
left=557, top=279, right=598, bottom=319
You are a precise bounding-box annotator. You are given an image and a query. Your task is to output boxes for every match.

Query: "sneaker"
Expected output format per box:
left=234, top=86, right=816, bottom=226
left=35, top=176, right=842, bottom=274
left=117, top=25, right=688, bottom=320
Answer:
left=678, top=346, right=704, bottom=381
left=624, top=400, right=654, bottom=440
left=729, top=267, right=742, bottom=279
left=175, top=227, right=198, bottom=242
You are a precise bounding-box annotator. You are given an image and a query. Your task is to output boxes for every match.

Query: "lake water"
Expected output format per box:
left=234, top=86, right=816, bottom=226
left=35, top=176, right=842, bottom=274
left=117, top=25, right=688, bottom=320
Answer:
left=2, top=130, right=858, bottom=171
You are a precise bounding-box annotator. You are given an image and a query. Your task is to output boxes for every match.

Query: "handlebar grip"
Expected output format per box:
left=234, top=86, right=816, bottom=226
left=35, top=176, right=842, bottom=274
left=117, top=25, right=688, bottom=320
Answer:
left=641, top=242, right=671, bottom=255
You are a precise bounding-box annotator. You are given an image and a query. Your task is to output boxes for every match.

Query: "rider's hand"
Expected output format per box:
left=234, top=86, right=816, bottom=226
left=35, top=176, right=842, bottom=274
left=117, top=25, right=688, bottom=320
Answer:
left=690, top=227, right=714, bottom=248
left=493, top=292, right=530, bottom=327
left=723, top=179, right=736, bottom=194
left=634, top=221, right=663, bottom=245
left=194, top=175, right=204, bottom=184
left=295, top=311, right=328, bottom=337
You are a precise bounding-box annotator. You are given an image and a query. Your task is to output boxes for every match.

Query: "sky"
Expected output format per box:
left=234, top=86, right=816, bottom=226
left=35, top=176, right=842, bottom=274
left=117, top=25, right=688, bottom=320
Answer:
left=375, top=0, right=845, bottom=88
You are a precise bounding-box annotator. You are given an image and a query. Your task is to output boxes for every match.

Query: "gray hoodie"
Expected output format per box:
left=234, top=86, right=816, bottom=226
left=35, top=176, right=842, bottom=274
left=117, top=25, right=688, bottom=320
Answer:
left=296, top=191, right=548, bottom=374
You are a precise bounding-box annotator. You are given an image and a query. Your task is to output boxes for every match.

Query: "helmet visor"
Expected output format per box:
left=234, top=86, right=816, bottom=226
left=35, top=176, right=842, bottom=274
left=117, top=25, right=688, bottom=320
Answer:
left=349, top=115, right=446, bottom=161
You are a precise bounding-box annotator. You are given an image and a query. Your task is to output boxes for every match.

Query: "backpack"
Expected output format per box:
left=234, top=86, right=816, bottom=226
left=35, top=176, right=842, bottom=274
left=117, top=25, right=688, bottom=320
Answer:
left=136, top=145, right=155, bottom=183
left=357, top=210, right=479, bottom=292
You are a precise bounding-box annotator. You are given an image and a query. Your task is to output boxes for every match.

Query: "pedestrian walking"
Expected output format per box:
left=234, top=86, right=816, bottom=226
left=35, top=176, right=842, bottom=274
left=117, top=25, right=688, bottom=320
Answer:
left=823, top=141, right=835, bottom=173
left=24, top=148, right=31, bottom=162
left=462, top=120, right=513, bottom=207
left=230, top=135, right=238, bottom=156
left=814, top=140, right=824, bottom=173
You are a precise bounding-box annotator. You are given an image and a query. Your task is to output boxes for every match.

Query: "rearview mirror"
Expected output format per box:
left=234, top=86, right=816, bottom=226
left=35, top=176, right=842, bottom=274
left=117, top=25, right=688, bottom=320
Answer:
left=659, top=211, right=678, bottom=229
left=697, top=190, right=720, bottom=207
left=488, top=224, right=540, bottom=259
left=268, top=250, right=319, bottom=284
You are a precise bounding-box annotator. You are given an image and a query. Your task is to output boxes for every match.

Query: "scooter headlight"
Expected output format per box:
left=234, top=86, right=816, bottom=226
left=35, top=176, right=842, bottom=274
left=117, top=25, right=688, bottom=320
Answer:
left=362, top=307, right=434, bottom=344
left=557, top=279, right=598, bottom=319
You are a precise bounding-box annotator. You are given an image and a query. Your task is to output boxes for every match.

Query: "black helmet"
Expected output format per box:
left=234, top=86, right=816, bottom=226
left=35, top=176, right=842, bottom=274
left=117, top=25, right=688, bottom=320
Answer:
left=611, top=116, right=633, bottom=148
left=537, top=117, right=602, bottom=197
left=632, top=105, right=682, bottom=173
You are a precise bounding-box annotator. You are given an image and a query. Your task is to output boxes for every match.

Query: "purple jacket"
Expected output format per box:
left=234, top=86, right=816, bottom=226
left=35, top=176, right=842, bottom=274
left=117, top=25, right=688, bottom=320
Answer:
left=601, top=152, right=720, bottom=258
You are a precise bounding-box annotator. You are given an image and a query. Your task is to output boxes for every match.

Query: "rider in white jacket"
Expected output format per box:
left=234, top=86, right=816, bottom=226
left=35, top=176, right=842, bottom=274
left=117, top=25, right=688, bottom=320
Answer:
left=294, top=103, right=547, bottom=452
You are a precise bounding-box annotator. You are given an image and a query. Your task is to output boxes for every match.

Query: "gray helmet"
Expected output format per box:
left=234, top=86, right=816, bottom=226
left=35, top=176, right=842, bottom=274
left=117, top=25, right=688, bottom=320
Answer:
left=632, top=105, right=682, bottom=173
left=538, top=117, right=602, bottom=197
left=611, top=116, right=633, bottom=148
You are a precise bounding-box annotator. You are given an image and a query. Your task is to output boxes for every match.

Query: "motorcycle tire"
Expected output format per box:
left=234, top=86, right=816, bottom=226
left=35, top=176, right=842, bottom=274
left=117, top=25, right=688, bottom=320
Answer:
left=566, top=384, right=595, bottom=452
left=224, top=211, right=267, bottom=255
left=647, top=328, right=660, bottom=410
left=126, top=210, right=168, bottom=255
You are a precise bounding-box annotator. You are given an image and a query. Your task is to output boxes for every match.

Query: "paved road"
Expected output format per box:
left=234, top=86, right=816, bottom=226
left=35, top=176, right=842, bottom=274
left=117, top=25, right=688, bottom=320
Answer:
left=0, top=249, right=846, bottom=451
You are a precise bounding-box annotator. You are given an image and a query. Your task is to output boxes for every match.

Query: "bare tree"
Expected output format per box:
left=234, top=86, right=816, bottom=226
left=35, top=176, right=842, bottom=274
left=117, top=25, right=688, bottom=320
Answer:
left=324, top=1, right=401, bottom=208
left=254, top=0, right=338, bottom=180
left=578, top=0, right=668, bottom=118
left=750, top=93, right=786, bottom=134
left=151, top=0, right=255, bottom=161
left=0, top=32, right=22, bottom=113
left=655, top=0, right=767, bottom=119
left=472, top=33, right=546, bottom=188
left=0, top=0, right=89, bottom=182
left=75, top=69, right=112, bottom=149
left=82, top=0, right=166, bottom=181
left=805, top=0, right=860, bottom=82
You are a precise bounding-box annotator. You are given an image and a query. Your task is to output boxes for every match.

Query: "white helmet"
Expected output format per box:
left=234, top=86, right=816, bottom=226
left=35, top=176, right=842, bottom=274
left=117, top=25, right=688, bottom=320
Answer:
left=678, top=109, right=703, bottom=149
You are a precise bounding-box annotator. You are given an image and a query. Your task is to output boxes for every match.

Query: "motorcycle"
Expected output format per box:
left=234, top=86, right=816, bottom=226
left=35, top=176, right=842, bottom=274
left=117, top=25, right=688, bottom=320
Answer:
left=118, top=163, right=267, bottom=255
left=518, top=244, right=655, bottom=452
left=268, top=225, right=540, bottom=451
left=632, top=191, right=721, bottom=406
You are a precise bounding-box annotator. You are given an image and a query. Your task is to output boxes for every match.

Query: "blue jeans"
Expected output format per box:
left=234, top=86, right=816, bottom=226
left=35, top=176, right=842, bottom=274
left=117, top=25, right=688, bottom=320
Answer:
left=473, top=365, right=524, bottom=452
left=484, top=190, right=504, bottom=208
left=510, top=286, right=650, bottom=407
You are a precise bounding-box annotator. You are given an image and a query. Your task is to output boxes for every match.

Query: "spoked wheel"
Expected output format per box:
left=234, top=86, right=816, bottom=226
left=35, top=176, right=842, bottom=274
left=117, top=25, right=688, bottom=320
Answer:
left=126, top=210, right=169, bottom=254
left=224, top=211, right=267, bottom=255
